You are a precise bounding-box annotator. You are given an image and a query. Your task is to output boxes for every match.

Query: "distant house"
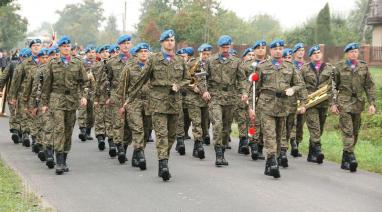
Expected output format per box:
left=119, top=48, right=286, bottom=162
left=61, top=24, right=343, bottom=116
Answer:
left=367, top=0, right=382, bottom=46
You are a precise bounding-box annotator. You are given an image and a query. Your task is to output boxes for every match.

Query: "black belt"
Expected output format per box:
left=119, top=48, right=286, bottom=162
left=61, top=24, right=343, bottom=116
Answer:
left=261, top=90, right=287, bottom=98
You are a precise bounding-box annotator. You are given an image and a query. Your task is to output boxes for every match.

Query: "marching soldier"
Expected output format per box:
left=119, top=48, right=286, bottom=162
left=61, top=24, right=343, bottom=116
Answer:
left=330, top=43, right=376, bottom=172
left=41, top=36, right=89, bottom=175
left=0, top=48, right=31, bottom=144
left=96, top=34, right=132, bottom=162
left=255, top=39, right=306, bottom=178
left=9, top=39, right=42, bottom=148
left=78, top=45, right=97, bottom=141
left=249, top=40, right=268, bottom=160
left=127, top=29, right=189, bottom=181
left=200, top=35, right=248, bottom=167
left=300, top=45, right=335, bottom=164
left=114, top=42, right=152, bottom=170
left=291, top=43, right=306, bottom=157
left=108, top=44, right=120, bottom=58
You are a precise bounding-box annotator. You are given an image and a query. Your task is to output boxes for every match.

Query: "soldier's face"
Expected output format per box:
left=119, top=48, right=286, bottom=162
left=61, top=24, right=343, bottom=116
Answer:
left=100, top=50, right=110, bottom=59
left=119, top=41, right=132, bottom=53
left=60, top=44, right=71, bottom=56
left=87, top=50, right=97, bottom=59
left=295, top=49, right=305, bottom=59
left=49, top=53, right=58, bottom=59
left=39, top=55, right=50, bottom=64
left=201, top=51, right=211, bottom=61
left=161, top=37, right=176, bottom=51
left=179, top=53, right=188, bottom=61
left=283, top=55, right=293, bottom=62
left=271, top=47, right=283, bottom=59
left=137, top=49, right=149, bottom=62
left=310, top=51, right=322, bottom=62
left=347, top=49, right=359, bottom=60
left=254, top=46, right=266, bottom=57
left=31, top=43, right=42, bottom=56
left=219, top=45, right=231, bottom=54
left=244, top=52, right=255, bottom=61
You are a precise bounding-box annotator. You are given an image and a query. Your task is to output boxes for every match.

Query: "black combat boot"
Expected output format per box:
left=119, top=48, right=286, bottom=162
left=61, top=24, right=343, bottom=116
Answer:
left=22, top=132, right=30, bottom=147
left=225, top=137, right=232, bottom=149
left=86, top=127, right=93, bottom=140
left=108, top=138, right=117, bottom=158
left=78, top=127, right=87, bottom=141
left=158, top=159, right=171, bottom=181
left=195, top=140, right=205, bottom=159
left=341, top=151, right=352, bottom=171
left=222, top=147, right=229, bottom=166
left=309, top=143, right=324, bottom=164
left=192, top=142, right=198, bottom=158
left=116, top=144, right=126, bottom=164
left=278, top=148, right=289, bottom=168
left=96, top=134, right=105, bottom=151
left=55, top=153, right=64, bottom=175
left=257, top=144, right=265, bottom=160
left=265, top=156, right=280, bottom=178
left=45, top=147, right=55, bottom=169
left=63, top=153, right=69, bottom=172
left=238, top=136, right=250, bottom=155
left=290, top=138, right=299, bottom=157
left=31, top=136, right=39, bottom=153
left=250, top=141, right=259, bottom=160
left=203, top=135, right=210, bottom=145
left=348, top=152, right=358, bottom=172
left=10, top=129, right=20, bottom=144
left=175, top=136, right=185, bottom=155
left=215, top=146, right=224, bottom=167
left=37, top=144, right=46, bottom=162
left=136, top=149, right=147, bottom=170
left=131, top=149, right=139, bottom=167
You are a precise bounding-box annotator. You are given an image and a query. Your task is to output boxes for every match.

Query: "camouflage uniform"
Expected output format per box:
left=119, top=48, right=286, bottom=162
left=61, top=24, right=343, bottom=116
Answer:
left=255, top=58, right=306, bottom=170
left=300, top=62, right=335, bottom=163
left=332, top=60, right=375, bottom=171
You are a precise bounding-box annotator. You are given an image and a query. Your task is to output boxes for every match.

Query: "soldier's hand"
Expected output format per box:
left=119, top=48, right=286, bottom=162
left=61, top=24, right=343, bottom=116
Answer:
left=241, top=94, right=248, bottom=102
left=369, top=105, right=376, bottom=115
left=31, top=108, right=38, bottom=117
left=299, top=106, right=306, bottom=114
left=202, top=91, right=211, bottom=102
left=330, top=105, right=339, bottom=115
left=42, top=106, right=48, bottom=113
left=80, top=97, right=87, bottom=107
left=172, top=83, right=179, bottom=92
left=119, top=107, right=125, bottom=119
left=9, top=99, right=16, bottom=105
left=249, top=108, right=256, bottom=120
left=192, top=84, right=200, bottom=93
left=285, top=88, right=295, bottom=96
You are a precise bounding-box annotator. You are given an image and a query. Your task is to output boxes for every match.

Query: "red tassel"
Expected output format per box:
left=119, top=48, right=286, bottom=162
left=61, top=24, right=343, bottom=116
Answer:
left=250, top=73, right=259, bottom=82
left=248, top=127, right=256, bottom=136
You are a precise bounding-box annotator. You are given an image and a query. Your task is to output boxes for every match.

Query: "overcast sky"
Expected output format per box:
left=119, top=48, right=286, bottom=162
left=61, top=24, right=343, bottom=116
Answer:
left=17, top=0, right=357, bottom=33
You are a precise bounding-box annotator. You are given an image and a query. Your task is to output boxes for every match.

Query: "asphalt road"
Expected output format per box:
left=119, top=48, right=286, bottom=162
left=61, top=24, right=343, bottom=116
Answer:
left=0, top=114, right=382, bottom=212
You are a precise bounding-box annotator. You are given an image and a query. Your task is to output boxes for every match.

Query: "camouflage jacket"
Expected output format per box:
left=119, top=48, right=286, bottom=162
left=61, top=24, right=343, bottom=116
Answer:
left=255, top=58, right=307, bottom=117
left=332, top=60, right=376, bottom=113
left=41, top=56, right=88, bottom=110
left=23, top=63, right=47, bottom=108
left=200, top=54, right=247, bottom=106
left=127, top=52, right=189, bottom=114
left=300, top=62, right=335, bottom=109
left=9, top=56, right=39, bottom=100
left=0, top=61, right=17, bottom=90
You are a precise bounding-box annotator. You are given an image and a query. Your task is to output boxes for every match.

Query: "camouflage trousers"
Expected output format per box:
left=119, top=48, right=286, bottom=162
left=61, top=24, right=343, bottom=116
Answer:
left=305, top=107, right=328, bottom=144
left=152, top=112, right=178, bottom=160
left=51, top=110, right=76, bottom=153
left=233, top=102, right=249, bottom=138
left=7, top=102, right=20, bottom=132
left=15, top=99, right=31, bottom=134
left=286, top=112, right=296, bottom=142
left=261, top=113, right=287, bottom=157
left=30, top=108, right=43, bottom=145
left=186, top=104, right=204, bottom=141
left=176, top=107, right=191, bottom=137
left=253, top=109, right=264, bottom=144
left=126, top=100, right=152, bottom=150
left=41, top=110, right=53, bottom=149
left=296, top=114, right=305, bottom=143
left=78, top=98, right=94, bottom=128
left=339, top=112, right=361, bottom=153
left=200, top=106, right=210, bottom=139
left=208, top=101, right=234, bottom=147
left=113, top=105, right=132, bottom=146
left=94, top=104, right=111, bottom=137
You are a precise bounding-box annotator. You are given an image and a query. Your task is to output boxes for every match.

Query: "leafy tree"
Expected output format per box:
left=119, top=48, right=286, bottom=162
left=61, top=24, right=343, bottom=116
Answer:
left=0, top=3, right=27, bottom=50
left=315, top=3, right=333, bottom=44
left=98, top=15, right=120, bottom=44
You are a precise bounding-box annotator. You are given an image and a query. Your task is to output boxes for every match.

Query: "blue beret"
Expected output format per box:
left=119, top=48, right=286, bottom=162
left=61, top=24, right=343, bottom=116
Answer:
left=218, top=35, right=232, bottom=46
left=176, top=48, right=185, bottom=55
left=229, top=48, right=237, bottom=56
left=134, top=42, right=151, bottom=54
left=269, top=39, right=284, bottom=48
left=108, top=44, right=120, bottom=53
left=293, top=43, right=304, bottom=53
left=252, top=40, right=267, bottom=49
left=19, top=48, right=30, bottom=58
left=97, top=45, right=110, bottom=53
left=197, top=43, right=212, bottom=52
left=160, top=29, right=175, bottom=42
left=308, top=45, right=320, bottom=57
left=37, top=48, right=50, bottom=57
left=57, top=36, right=71, bottom=46
left=182, top=47, right=194, bottom=56
left=242, top=48, right=253, bottom=58
left=29, top=38, right=42, bottom=48
left=282, top=48, right=293, bottom=57
left=47, top=47, right=57, bottom=55
left=84, top=44, right=96, bottom=53
left=117, top=34, right=132, bottom=45
left=129, top=46, right=138, bottom=56
left=344, top=43, right=359, bottom=53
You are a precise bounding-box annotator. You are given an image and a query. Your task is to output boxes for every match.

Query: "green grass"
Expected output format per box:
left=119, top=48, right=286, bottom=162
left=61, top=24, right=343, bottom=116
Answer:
left=0, top=158, right=44, bottom=212
left=231, top=67, right=382, bottom=174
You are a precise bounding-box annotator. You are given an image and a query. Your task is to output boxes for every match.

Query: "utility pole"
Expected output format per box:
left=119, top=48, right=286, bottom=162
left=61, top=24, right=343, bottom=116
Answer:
left=123, top=1, right=127, bottom=33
